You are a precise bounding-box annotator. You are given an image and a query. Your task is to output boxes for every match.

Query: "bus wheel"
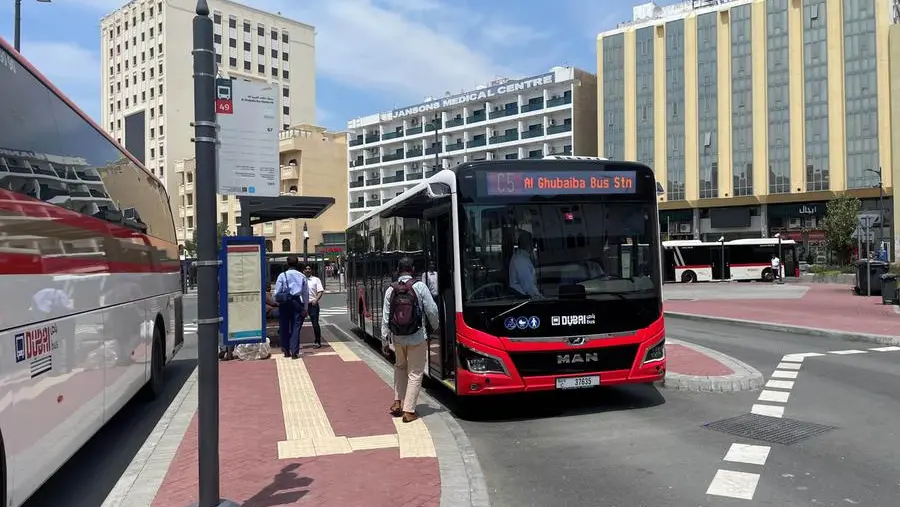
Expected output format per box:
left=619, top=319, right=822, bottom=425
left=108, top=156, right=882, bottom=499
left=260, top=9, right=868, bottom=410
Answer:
left=681, top=270, right=697, bottom=283
left=140, top=322, right=165, bottom=401
left=761, top=268, right=775, bottom=282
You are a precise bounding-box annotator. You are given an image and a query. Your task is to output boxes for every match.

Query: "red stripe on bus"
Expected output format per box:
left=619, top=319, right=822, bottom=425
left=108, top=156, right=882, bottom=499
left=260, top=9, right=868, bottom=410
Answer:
left=677, top=264, right=711, bottom=269
left=0, top=252, right=179, bottom=275
left=729, top=263, right=770, bottom=268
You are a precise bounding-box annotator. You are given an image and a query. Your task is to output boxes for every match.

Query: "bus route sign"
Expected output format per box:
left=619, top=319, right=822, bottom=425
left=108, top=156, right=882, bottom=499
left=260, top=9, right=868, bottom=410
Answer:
left=484, top=170, right=638, bottom=196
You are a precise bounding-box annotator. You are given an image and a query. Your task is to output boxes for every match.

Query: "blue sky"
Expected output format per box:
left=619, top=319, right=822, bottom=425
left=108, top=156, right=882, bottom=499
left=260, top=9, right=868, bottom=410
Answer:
left=0, top=0, right=676, bottom=131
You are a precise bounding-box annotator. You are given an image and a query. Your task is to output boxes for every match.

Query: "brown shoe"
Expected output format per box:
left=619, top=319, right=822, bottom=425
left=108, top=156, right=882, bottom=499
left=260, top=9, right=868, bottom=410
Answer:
left=389, top=401, right=403, bottom=417
left=401, top=411, right=418, bottom=423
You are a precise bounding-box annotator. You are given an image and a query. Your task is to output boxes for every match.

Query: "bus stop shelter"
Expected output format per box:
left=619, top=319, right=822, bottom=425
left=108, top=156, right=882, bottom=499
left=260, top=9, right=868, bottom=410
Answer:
left=236, top=195, right=335, bottom=233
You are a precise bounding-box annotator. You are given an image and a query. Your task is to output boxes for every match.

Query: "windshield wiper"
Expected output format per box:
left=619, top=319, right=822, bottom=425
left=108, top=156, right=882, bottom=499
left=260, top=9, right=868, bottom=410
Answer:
left=487, top=298, right=535, bottom=325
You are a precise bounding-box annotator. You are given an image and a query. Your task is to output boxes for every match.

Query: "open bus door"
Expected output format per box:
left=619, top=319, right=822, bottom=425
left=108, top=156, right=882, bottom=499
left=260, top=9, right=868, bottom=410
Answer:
left=424, top=205, right=456, bottom=382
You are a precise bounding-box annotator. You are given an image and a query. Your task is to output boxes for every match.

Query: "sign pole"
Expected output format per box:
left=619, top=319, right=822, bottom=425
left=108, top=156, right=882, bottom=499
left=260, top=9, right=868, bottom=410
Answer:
left=866, top=220, right=872, bottom=297
left=190, top=2, right=230, bottom=506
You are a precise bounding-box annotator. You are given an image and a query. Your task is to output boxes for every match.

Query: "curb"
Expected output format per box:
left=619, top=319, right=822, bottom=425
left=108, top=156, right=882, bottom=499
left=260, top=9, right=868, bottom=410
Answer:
left=664, top=311, right=900, bottom=346
left=326, top=324, right=491, bottom=507
left=658, top=338, right=764, bottom=393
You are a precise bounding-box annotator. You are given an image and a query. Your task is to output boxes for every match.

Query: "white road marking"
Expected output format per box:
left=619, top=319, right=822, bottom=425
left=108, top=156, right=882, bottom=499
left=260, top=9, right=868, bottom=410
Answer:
left=724, top=443, right=771, bottom=466
left=770, top=370, right=799, bottom=379
left=706, top=469, right=760, bottom=500
left=828, top=349, right=867, bottom=355
left=776, top=362, right=802, bottom=370
left=758, top=390, right=791, bottom=403
left=751, top=404, right=784, bottom=418
left=870, top=346, right=900, bottom=352
left=765, top=379, right=795, bottom=390
left=782, top=352, right=826, bottom=362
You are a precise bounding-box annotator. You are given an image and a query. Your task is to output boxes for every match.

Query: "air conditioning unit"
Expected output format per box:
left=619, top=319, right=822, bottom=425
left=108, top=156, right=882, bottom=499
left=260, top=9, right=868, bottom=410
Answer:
left=789, top=218, right=802, bottom=229
left=678, top=223, right=692, bottom=233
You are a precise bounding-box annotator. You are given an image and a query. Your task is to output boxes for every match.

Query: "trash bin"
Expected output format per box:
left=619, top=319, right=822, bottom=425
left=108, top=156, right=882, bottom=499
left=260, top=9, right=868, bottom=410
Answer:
left=854, top=260, right=889, bottom=295
left=881, top=274, right=899, bottom=304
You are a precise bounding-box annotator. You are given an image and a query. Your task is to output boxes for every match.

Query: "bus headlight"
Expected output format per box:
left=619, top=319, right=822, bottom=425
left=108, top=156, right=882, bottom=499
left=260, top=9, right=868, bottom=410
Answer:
left=458, top=345, right=508, bottom=375
left=643, top=338, right=666, bottom=364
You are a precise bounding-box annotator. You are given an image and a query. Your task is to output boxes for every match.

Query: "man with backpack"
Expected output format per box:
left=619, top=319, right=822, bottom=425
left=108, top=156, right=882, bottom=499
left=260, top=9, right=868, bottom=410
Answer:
left=381, top=257, right=439, bottom=423
left=273, top=255, right=309, bottom=359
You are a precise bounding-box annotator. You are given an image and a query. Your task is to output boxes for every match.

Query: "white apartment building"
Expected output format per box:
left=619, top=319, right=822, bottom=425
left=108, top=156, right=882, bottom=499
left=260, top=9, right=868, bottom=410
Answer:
left=345, top=66, right=598, bottom=223
left=99, top=0, right=316, bottom=243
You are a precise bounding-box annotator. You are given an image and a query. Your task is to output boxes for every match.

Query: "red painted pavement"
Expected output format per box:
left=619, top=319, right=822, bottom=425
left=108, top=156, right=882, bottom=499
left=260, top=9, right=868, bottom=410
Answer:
left=152, top=346, right=440, bottom=507
left=666, top=284, right=898, bottom=336
left=665, top=344, right=734, bottom=376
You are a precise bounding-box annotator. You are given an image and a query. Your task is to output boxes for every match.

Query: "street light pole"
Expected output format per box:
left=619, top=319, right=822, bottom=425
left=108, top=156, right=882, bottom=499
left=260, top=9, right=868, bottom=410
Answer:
left=303, top=221, right=309, bottom=264
left=718, top=235, right=726, bottom=281
left=775, top=233, right=783, bottom=284
left=13, top=0, right=52, bottom=52
left=866, top=167, right=885, bottom=261
left=433, top=113, right=441, bottom=174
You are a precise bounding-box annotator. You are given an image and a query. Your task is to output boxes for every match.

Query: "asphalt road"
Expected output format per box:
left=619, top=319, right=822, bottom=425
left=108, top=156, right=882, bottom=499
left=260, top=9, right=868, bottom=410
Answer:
left=25, top=293, right=899, bottom=507
left=22, top=295, right=199, bottom=507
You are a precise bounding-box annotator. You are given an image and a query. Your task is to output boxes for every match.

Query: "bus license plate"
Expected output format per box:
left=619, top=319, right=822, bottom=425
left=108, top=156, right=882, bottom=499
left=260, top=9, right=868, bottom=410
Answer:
left=556, top=375, right=600, bottom=390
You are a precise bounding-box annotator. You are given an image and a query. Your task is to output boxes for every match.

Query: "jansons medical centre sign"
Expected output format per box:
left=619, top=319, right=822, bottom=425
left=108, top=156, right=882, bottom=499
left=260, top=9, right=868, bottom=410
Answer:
left=391, top=72, right=557, bottom=120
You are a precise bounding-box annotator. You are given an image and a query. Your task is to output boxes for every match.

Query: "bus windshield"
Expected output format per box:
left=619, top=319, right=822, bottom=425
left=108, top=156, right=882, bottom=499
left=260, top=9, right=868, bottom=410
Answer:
left=461, top=200, right=660, bottom=308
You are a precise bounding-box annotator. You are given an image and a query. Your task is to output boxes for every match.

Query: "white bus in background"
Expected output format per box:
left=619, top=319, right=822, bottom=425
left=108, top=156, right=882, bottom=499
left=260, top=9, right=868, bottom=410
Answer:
left=663, top=238, right=798, bottom=283
left=0, top=38, right=183, bottom=506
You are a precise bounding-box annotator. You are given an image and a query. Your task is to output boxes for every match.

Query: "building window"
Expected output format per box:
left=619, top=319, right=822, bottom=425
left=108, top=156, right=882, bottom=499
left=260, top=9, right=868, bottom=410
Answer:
left=214, top=34, right=221, bottom=44
left=271, top=30, right=277, bottom=40
left=282, top=52, right=289, bottom=62
left=243, top=21, right=251, bottom=32
left=731, top=3, right=754, bottom=197
left=767, top=0, right=792, bottom=194
left=282, top=70, right=289, bottom=80
left=282, top=32, right=289, bottom=43
left=283, top=87, right=289, bottom=97
left=229, top=57, right=237, bottom=67
left=228, top=17, right=236, bottom=29
left=243, top=61, right=251, bottom=71
left=271, top=48, right=278, bottom=58
left=258, top=25, right=265, bottom=37
left=804, top=0, right=830, bottom=192
left=243, top=41, right=251, bottom=51
left=213, top=13, right=221, bottom=24
left=258, top=64, right=265, bottom=74
left=282, top=239, right=291, bottom=252
left=843, top=0, right=879, bottom=189
left=258, top=46, right=265, bottom=55
left=665, top=19, right=686, bottom=201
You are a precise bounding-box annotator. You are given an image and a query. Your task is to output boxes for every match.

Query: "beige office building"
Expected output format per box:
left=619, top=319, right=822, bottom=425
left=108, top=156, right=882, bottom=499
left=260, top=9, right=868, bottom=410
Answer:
left=598, top=0, right=900, bottom=260
left=174, top=125, right=349, bottom=256
left=99, top=0, right=316, bottom=239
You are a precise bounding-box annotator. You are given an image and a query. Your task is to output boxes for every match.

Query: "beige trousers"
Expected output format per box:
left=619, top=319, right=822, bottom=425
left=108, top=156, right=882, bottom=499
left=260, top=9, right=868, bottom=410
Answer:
left=393, top=341, right=427, bottom=413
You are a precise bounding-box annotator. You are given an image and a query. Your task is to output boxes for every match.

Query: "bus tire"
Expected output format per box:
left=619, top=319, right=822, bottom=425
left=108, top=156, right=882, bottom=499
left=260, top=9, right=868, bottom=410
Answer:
left=681, top=270, right=697, bottom=283
left=140, top=320, right=166, bottom=401
left=761, top=268, right=775, bottom=282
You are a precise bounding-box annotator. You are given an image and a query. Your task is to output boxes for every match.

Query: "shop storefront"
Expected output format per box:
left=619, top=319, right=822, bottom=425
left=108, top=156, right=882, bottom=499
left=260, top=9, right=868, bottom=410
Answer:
left=659, top=209, right=694, bottom=240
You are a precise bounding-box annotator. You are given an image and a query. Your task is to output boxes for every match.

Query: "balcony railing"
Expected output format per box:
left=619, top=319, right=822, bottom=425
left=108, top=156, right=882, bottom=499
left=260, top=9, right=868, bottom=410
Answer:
left=489, top=107, right=518, bottom=120
left=349, top=137, right=363, bottom=147
left=350, top=202, right=364, bottom=209
left=349, top=180, right=364, bottom=188
left=489, top=132, right=519, bottom=144
left=406, top=126, right=423, bottom=135
left=382, top=130, right=403, bottom=140
left=424, top=122, right=443, bottom=132
left=366, top=178, right=381, bottom=186
left=521, top=128, right=544, bottom=139
left=383, top=174, right=404, bottom=183
left=445, top=142, right=464, bottom=152
left=445, top=118, right=464, bottom=128
left=365, top=199, right=381, bottom=207
left=547, top=95, right=572, bottom=108
left=424, top=145, right=442, bottom=155
left=467, top=111, right=486, bottom=123
left=406, top=148, right=423, bottom=158
left=547, top=123, right=572, bottom=135
left=467, top=138, right=487, bottom=148
left=520, top=101, right=544, bottom=112
left=425, top=169, right=440, bottom=178
left=382, top=153, right=404, bottom=162
left=364, top=134, right=380, bottom=143
left=407, top=172, right=423, bottom=181
left=364, top=157, right=380, bottom=165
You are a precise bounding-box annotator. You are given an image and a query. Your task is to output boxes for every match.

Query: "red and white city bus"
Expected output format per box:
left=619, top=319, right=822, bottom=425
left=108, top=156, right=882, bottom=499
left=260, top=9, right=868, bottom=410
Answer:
left=0, top=39, right=183, bottom=506
left=663, top=238, right=798, bottom=283
left=346, top=157, right=666, bottom=396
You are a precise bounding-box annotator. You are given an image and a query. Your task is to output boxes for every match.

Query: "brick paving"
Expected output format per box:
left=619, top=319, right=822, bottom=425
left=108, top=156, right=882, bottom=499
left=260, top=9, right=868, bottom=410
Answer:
left=665, top=344, right=734, bottom=376
left=152, top=340, right=440, bottom=506
left=665, top=283, right=898, bottom=335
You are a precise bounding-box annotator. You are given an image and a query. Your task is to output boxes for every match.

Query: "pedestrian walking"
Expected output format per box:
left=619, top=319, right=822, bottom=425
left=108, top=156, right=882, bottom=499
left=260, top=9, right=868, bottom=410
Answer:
left=382, top=257, right=439, bottom=423
left=304, top=264, right=325, bottom=348
left=274, top=255, right=309, bottom=359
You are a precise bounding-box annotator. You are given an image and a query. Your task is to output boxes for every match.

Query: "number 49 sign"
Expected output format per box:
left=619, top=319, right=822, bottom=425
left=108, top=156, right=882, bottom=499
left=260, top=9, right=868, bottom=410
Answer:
left=215, top=78, right=234, bottom=115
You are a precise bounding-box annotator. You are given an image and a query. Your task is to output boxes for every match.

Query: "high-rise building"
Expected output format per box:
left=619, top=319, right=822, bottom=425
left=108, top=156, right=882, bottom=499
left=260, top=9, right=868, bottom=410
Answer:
left=99, top=0, right=316, bottom=242
left=345, top=66, right=598, bottom=224
left=175, top=124, right=349, bottom=257
left=598, top=0, right=899, bottom=261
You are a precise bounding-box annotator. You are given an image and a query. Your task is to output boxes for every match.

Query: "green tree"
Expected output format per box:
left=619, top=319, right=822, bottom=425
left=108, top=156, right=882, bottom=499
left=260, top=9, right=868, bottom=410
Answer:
left=190, top=222, right=231, bottom=252
left=822, top=194, right=861, bottom=265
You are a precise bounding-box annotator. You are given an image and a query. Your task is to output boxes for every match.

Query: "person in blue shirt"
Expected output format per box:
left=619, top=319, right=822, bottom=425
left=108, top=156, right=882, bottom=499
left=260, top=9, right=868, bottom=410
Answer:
left=273, top=255, right=309, bottom=359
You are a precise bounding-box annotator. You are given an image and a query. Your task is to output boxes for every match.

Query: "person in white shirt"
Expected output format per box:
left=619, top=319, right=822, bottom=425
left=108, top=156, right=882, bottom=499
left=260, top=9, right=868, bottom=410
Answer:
left=303, top=264, right=325, bottom=348
left=273, top=256, right=309, bottom=359
left=424, top=261, right=439, bottom=298
left=509, top=230, right=541, bottom=297
left=770, top=254, right=781, bottom=280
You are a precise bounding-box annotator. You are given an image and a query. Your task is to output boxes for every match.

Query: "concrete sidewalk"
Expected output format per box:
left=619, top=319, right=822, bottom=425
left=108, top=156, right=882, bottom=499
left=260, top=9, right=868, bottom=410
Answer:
left=664, top=283, right=899, bottom=344
left=103, top=327, right=489, bottom=507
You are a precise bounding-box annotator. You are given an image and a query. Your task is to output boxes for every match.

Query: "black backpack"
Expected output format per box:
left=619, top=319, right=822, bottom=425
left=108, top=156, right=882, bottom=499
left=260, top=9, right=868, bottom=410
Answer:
left=388, top=279, right=423, bottom=335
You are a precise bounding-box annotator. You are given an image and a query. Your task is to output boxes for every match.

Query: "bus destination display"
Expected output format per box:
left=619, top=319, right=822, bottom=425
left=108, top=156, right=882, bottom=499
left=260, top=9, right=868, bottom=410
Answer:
left=485, top=170, right=637, bottom=196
